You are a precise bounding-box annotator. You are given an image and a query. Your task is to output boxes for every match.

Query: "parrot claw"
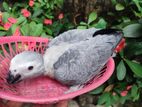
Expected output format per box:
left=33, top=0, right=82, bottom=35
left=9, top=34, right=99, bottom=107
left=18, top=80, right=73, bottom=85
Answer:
left=64, top=85, right=84, bottom=94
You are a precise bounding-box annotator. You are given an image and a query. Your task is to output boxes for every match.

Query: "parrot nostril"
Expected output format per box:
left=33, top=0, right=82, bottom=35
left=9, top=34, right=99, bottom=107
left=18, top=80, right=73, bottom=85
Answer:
left=15, top=74, right=21, bottom=79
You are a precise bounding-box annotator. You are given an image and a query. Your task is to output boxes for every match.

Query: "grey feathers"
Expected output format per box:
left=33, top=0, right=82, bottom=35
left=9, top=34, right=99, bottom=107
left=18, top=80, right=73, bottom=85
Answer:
left=11, top=51, right=43, bottom=65
left=48, top=28, right=99, bottom=47
left=52, top=32, right=122, bottom=85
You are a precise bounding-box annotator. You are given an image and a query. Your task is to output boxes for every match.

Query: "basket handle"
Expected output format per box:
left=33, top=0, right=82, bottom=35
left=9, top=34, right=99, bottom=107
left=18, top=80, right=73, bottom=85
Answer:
left=12, top=27, right=21, bottom=36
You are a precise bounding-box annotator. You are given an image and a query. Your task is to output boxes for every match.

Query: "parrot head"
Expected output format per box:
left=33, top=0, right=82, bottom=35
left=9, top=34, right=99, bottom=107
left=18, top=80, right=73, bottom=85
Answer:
left=7, top=51, right=45, bottom=84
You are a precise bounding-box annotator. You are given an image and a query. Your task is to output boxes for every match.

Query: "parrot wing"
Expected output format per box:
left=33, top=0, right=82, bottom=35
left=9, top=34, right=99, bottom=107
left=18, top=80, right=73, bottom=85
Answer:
left=48, top=28, right=98, bottom=47
left=53, top=34, right=120, bottom=86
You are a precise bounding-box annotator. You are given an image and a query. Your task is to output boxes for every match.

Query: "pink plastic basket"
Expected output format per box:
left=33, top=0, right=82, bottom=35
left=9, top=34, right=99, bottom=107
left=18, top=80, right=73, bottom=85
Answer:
left=0, top=36, right=115, bottom=104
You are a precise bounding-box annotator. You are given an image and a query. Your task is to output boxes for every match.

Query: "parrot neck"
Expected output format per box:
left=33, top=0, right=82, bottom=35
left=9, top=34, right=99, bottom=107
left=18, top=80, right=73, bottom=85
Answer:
left=43, top=67, right=55, bottom=78
left=43, top=43, right=73, bottom=79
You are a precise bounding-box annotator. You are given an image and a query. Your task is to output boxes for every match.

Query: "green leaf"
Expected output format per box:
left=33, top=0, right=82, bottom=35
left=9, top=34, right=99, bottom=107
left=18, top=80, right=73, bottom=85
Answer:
left=29, top=22, right=43, bottom=36
left=125, top=42, right=142, bottom=56
left=11, top=24, right=18, bottom=34
left=89, top=84, right=105, bottom=94
left=34, top=2, right=41, bottom=8
left=41, top=33, right=47, bottom=37
left=137, top=80, right=142, bottom=88
left=131, top=85, right=138, bottom=97
left=32, top=9, right=43, bottom=18
left=80, top=22, right=87, bottom=25
left=125, top=59, right=142, bottom=77
left=94, top=18, right=107, bottom=29
left=0, top=31, right=7, bottom=36
left=112, top=94, right=120, bottom=102
left=20, top=24, right=30, bottom=35
left=77, top=26, right=87, bottom=29
left=46, top=3, right=50, bottom=8
left=41, top=33, right=53, bottom=38
left=46, top=28, right=53, bottom=35
left=2, top=12, right=10, bottom=23
left=132, top=0, right=141, bottom=12
left=120, top=96, right=129, bottom=104
left=51, top=21, right=63, bottom=36
left=2, top=2, right=10, bottom=12
left=133, top=93, right=140, bottom=101
left=29, top=21, right=36, bottom=35
left=17, top=16, right=26, bottom=25
left=122, top=17, right=131, bottom=23
left=133, top=10, right=142, bottom=18
left=0, top=26, right=5, bottom=31
left=119, top=50, right=124, bottom=57
left=98, top=93, right=110, bottom=105
left=105, top=96, right=111, bottom=107
left=123, top=23, right=142, bottom=38
left=35, top=24, right=43, bottom=36
left=117, top=60, right=126, bottom=80
left=131, top=84, right=139, bottom=101
left=88, top=12, right=97, bottom=24
left=115, top=3, right=125, bottom=11
left=45, top=14, right=54, bottom=19
left=111, top=0, right=117, bottom=5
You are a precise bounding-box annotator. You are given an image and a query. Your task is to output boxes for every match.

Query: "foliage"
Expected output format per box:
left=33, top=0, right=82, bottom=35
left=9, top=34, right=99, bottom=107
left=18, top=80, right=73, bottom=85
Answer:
left=87, top=0, right=142, bottom=106
left=0, top=0, right=73, bottom=37
left=0, top=0, right=142, bottom=107
left=77, top=12, right=107, bottom=29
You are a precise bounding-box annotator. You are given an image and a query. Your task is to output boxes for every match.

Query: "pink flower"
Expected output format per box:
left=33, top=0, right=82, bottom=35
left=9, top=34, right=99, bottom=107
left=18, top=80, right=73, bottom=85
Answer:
left=13, top=27, right=21, bottom=36
left=120, top=90, right=128, bottom=97
left=0, top=17, right=2, bottom=23
left=58, top=13, right=64, bottom=19
left=4, top=22, right=12, bottom=30
left=8, top=17, right=17, bottom=24
left=21, top=9, right=31, bottom=18
left=44, top=19, right=52, bottom=25
left=126, top=85, right=132, bottom=90
left=29, top=0, right=34, bottom=7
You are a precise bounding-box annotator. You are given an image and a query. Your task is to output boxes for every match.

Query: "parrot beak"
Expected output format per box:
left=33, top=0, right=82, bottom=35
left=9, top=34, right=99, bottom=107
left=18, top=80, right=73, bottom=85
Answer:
left=6, top=72, right=21, bottom=84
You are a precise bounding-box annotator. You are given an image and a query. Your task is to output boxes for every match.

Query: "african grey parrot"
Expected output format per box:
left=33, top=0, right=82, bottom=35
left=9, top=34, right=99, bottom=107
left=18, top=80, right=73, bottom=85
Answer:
left=6, top=28, right=124, bottom=92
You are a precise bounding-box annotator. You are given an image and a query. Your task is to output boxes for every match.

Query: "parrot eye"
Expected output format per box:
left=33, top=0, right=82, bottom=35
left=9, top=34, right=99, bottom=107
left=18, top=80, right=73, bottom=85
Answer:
left=28, top=66, right=34, bottom=70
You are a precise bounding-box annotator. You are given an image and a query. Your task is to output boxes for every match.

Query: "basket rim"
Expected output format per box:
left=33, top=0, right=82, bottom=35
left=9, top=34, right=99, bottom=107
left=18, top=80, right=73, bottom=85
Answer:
left=0, top=36, right=48, bottom=44
left=0, top=36, right=115, bottom=104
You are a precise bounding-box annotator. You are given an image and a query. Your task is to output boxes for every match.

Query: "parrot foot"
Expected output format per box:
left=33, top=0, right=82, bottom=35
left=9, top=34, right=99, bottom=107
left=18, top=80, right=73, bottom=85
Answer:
left=64, top=85, right=84, bottom=94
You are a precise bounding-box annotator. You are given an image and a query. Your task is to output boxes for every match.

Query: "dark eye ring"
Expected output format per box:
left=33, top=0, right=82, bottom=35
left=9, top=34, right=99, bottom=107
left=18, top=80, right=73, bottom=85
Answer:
left=28, top=66, right=34, bottom=70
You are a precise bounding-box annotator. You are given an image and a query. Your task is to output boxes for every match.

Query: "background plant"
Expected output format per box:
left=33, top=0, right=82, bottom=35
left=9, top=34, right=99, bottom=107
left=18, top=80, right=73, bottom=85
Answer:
left=0, top=0, right=74, bottom=38
left=82, top=0, right=142, bottom=106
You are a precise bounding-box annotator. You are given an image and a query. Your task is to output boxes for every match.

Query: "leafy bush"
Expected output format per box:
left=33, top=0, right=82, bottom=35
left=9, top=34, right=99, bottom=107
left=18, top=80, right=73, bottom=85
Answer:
left=0, top=0, right=142, bottom=107
left=0, top=0, right=73, bottom=37
left=86, top=0, right=142, bottom=106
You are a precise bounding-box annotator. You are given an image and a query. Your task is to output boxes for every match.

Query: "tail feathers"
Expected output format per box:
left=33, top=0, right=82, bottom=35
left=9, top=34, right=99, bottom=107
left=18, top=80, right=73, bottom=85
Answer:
left=93, top=28, right=124, bottom=51
left=93, top=29, right=122, bottom=37
left=114, top=38, right=125, bottom=53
